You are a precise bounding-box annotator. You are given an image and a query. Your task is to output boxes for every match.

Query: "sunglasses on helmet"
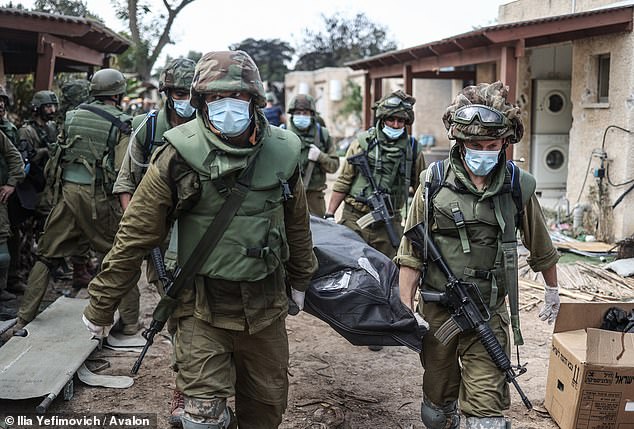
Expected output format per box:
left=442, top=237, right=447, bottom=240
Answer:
left=383, top=96, right=412, bottom=109
left=452, top=104, right=509, bottom=128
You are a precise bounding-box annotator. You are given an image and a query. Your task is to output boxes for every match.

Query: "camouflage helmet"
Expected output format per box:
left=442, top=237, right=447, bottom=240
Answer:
left=31, top=90, right=59, bottom=109
left=159, top=58, right=196, bottom=92
left=0, top=85, right=9, bottom=105
left=190, top=50, right=266, bottom=109
left=61, top=79, right=90, bottom=108
left=90, top=68, right=127, bottom=97
left=287, top=94, right=316, bottom=114
left=373, top=90, right=415, bottom=125
left=442, top=81, right=524, bottom=144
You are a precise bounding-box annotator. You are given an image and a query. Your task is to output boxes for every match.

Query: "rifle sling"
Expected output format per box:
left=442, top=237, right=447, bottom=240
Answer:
left=165, top=149, right=259, bottom=300
left=78, top=103, right=131, bottom=134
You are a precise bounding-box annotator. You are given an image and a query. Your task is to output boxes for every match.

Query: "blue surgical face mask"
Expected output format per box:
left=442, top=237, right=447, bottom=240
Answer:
left=292, top=114, right=312, bottom=130
left=206, top=98, right=251, bottom=137
left=173, top=99, right=195, bottom=118
left=464, top=146, right=501, bottom=176
left=382, top=124, right=404, bottom=140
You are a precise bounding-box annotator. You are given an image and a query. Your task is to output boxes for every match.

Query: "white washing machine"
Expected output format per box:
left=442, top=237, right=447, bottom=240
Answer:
left=531, top=134, right=569, bottom=189
left=532, top=80, right=572, bottom=134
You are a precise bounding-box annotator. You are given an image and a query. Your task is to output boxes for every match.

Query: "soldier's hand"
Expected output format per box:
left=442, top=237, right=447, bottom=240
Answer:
left=308, top=144, right=321, bottom=162
left=82, top=314, right=112, bottom=339
left=538, top=286, right=560, bottom=325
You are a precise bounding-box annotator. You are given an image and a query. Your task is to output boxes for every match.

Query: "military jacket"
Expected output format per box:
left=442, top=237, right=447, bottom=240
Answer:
left=286, top=121, right=339, bottom=191
left=0, top=118, right=18, bottom=146
left=84, top=113, right=317, bottom=334
left=395, top=145, right=559, bottom=307
left=0, top=130, right=25, bottom=187
left=113, top=108, right=173, bottom=195
left=333, top=127, right=414, bottom=216
left=17, top=119, right=57, bottom=168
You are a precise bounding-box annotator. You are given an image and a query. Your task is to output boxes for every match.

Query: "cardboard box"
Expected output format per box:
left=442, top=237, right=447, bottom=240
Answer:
left=545, top=302, right=634, bottom=429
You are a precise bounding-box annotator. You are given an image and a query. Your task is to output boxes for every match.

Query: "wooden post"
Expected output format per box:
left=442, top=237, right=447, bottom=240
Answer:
left=34, top=34, right=55, bottom=90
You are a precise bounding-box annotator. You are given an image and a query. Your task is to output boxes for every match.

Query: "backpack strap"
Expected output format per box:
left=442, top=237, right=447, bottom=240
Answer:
left=78, top=104, right=132, bottom=135
left=143, top=110, right=159, bottom=164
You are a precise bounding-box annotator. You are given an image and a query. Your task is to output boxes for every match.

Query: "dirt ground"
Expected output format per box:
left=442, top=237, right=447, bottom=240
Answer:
left=1, top=269, right=561, bottom=429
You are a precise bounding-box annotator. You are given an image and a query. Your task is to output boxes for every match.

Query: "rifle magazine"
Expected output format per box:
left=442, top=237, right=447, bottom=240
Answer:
left=356, top=212, right=376, bottom=229
left=435, top=317, right=461, bottom=345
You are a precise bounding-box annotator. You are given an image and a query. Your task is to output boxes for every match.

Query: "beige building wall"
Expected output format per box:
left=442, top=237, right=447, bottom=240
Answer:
left=569, top=33, right=634, bottom=241
left=285, top=68, right=364, bottom=142
left=498, top=0, right=620, bottom=23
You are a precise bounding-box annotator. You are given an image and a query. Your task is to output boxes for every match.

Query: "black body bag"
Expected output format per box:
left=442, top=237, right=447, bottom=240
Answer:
left=304, top=216, right=426, bottom=352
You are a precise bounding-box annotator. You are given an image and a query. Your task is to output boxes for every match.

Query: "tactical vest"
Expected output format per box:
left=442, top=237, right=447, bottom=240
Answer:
left=59, top=102, right=131, bottom=187
left=348, top=129, right=412, bottom=214
left=0, top=119, right=18, bottom=146
left=287, top=121, right=329, bottom=191
left=423, top=155, right=535, bottom=344
left=131, top=109, right=170, bottom=163
left=165, top=117, right=300, bottom=282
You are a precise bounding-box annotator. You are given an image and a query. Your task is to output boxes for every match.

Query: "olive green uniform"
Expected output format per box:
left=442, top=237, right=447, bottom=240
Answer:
left=0, top=117, right=18, bottom=146
left=286, top=121, right=339, bottom=217
left=18, top=101, right=136, bottom=324
left=84, top=113, right=316, bottom=428
left=332, top=127, right=425, bottom=259
left=394, top=145, right=559, bottom=417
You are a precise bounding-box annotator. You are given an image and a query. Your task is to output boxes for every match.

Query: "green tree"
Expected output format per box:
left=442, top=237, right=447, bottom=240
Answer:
left=337, top=80, right=363, bottom=121
left=229, top=38, right=295, bottom=83
left=32, top=0, right=102, bottom=20
left=113, top=0, right=197, bottom=81
left=295, top=13, right=397, bottom=71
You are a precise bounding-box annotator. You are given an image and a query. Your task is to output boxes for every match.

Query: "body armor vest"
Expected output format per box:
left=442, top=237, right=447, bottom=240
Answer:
left=348, top=129, right=411, bottom=213
left=165, top=117, right=300, bottom=282
left=60, top=102, right=131, bottom=186
left=423, top=157, right=535, bottom=318
left=287, top=121, right=329, bottom=191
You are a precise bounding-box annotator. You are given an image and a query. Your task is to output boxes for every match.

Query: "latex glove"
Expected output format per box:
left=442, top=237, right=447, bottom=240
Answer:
left=538, top=286, right=560, bottom=325
left=82, top=314, right=112, bottom=339
left=291, top=288, right=305, bottom=311
left=307, top=144, right=321, bottom=162
left=414, top=313, right=429, bottom=330
left=323, top=213, right=336, bottom=222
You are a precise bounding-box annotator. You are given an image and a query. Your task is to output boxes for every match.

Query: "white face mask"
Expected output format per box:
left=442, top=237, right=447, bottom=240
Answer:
left=382, top=124, right=405, bottom=140
left=464, top=147, right=501, bottom=176
left=173, top=99, right=195, bottom=118
left=206, top=98, right=251, bottom=137
left=292, top=115, right=312, bottom=130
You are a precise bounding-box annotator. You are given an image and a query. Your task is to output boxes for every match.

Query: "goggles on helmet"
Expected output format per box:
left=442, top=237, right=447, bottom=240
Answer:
left=382, top=96, right=412, bottom=109
left=452, top=104, right=509, bottom=128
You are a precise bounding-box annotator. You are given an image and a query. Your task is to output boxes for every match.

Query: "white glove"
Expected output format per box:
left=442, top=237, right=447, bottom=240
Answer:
left=307, top=144, right=321, bottom=162
left=82, top=314, right=112, bottom=339
left=414, top=313, right=429, bottom=330
left=291, top=288, right=305, bottom=311
left=538, top=286, right=561, bottom=325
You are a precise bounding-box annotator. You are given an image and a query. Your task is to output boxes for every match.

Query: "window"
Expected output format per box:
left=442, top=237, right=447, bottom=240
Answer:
left=597, top=54, right=610, bottom=103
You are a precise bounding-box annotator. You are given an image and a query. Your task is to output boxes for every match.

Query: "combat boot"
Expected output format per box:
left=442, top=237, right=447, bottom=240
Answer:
left=0, top=267, right=15, bottom=300
left=0, top=289, right=16, bottom=301
left=169, top=389, right=185, bottom=427
left=72, top=262, right=94, bottom=289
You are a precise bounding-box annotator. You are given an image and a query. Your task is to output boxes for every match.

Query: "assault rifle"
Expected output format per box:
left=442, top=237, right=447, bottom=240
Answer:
left=131, top=247, right=180, bottom=375
left=347, top=152, right=400, bottom=248
left=404, top=222, right=532, bottom=410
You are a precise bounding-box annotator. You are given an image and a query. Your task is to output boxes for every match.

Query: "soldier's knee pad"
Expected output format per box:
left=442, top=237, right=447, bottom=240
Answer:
left=0, top=241, right=10, bottom=269
left=182, top=397, right=236, bottom=429
left=465, top=416, right=510, bottom=429
left=420, top=394, right=460, bottom=429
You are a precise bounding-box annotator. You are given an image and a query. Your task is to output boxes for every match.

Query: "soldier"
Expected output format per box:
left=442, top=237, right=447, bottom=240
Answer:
left=326, top=90, right=425, bottom=260
left=113, top=57, right=196, bottom=426
left=82, top=51, right=316, bottom=429
left=0, top=130, right=25, bottom=302
left=263, top=93, right=285, bottom=127
left=395, top=82, right=560, bottom=429
left=0, top=85, right=18, bottom=145
left=285, top=94, right=339, bottom=217
left=16, top=68, right=137, bottom=330
left=18, top=90, right=58, bottom=174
